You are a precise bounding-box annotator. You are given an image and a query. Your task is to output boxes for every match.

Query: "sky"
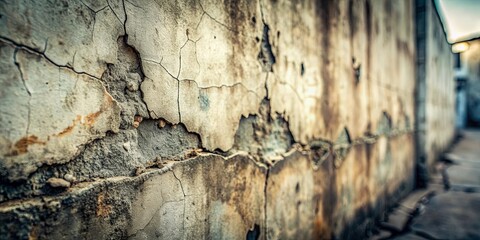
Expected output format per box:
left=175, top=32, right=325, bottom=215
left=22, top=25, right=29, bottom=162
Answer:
left=436, top=0, right=480, bottom=43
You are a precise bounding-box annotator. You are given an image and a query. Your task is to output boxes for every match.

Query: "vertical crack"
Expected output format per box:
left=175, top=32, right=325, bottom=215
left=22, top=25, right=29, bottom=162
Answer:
left=79, top=1, right=108, bottom=42
left=197, top=2, right=237, bottom=33
left=107, top=0, right=124, bottom=26
left=171, top=169, right=186, bottom=233
left=264, top=73, right=269, bottom=99
left=177, top=79, right=181, bottom=122
left=13, top=48, right=31, bottom=135
left=263, top=168, right=269, bottom=239
left=121, top=0, right=128, bottom=36
left=43, top=38, right=49, bottom=54
left=259, top=0, right=266, bottom=24
left=257, top=24, right=276, bottom=72
left=176, top=39, right=190, bottom=123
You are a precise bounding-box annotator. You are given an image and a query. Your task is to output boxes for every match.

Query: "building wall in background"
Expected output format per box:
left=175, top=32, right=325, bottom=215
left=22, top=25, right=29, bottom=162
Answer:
left=424, top=0, right=456, bottom=173
left=415, top=0, right=455, bottom=185
left=0, top=0, right=454, bottom=239
left=460, top=40, right=480, bottom=126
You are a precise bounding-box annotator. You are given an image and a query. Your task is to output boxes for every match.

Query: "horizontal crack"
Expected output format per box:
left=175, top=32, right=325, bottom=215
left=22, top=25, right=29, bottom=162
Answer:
left=0, top=36, right=101, bottom=80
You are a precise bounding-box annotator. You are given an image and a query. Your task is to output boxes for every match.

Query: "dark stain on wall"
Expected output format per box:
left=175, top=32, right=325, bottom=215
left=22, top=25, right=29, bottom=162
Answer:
left=258, top=24, right=276, bottom=72
left=315, top=0, right=340, bottom=135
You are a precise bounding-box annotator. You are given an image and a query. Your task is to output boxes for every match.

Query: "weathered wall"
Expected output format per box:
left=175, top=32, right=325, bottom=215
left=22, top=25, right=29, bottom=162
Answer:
left=0, top=0, right=452, bottom=239
left=424, top=0, right=456, bottom=173
left=415, top=0, right=455, bottom=184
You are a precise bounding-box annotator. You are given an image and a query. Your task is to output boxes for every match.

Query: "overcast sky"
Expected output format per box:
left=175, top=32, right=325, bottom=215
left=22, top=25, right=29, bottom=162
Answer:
left=436, top=0, right=480, bottom=43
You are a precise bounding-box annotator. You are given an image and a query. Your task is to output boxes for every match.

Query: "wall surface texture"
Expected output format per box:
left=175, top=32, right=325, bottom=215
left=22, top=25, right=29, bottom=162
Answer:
left=0, top=0, right=454, bottom=239
left=423, top=0, right=455, bottom=174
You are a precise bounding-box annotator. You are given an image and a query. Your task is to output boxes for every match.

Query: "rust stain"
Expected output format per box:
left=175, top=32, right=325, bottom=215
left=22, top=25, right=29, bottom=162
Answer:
left=85, top=111, right=101, bottom=126
left=55, top=115, right=82, bottom=137
left=313, top=213, right=330, bottom=239
left=96, top=192, right=112, bottom=218
left=56, top=90, right=114, bottom=137
left=28, top=225, right=39, bottom=240
left=56, top=124, right=75, bottom=136
left=103, top=89, right=114, bottom=105
left=84, top=90, right=115, bottom=127
left=56, top=109, right=104, bottom=137
left=8, top=135, right=46, bottom=156
left=133, top=115, right=143, bottom=128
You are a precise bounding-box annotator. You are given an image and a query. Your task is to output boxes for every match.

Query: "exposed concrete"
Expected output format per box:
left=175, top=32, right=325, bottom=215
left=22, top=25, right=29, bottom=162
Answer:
left=137, top=121, right=201, bottom=162
left=0, top=42, right=121, bottom=181
left=229, top=99, right=294, bottom=165
left=0, top=154, right=267, bottom=240
left=0, top=136, right=415, bottom=239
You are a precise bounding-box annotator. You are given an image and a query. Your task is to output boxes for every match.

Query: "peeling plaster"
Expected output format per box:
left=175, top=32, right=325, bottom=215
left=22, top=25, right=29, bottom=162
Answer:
left=0, top=40, right=121, bottom=181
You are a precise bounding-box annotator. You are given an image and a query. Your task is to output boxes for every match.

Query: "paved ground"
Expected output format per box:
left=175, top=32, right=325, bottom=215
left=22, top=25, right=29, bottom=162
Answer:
left=369, top=129, right=480, bottom=240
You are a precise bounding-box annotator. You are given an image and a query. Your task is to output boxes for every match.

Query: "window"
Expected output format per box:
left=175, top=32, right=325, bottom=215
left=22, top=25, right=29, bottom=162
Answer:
left=454, top=52, right=461, bottom=69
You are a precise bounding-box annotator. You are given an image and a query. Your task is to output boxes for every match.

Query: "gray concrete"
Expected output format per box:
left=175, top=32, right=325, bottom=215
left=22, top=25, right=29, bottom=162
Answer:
left=410, top=192, right=480, bottom=240
left=370, top=129, right=480, bottom=240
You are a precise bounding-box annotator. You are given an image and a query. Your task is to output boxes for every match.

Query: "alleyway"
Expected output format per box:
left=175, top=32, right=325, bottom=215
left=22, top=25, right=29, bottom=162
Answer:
left=372, top=129, right=480, bottom=240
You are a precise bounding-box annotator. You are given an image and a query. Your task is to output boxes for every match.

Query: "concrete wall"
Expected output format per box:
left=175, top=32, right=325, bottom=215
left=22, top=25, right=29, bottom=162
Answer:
left=415, top=0, right=455, bottom=183
left=460, top=40, right=480, bottom=125
left=0, top=0, right=453, bottom=239
left=424, top=0, right=456, bottom=173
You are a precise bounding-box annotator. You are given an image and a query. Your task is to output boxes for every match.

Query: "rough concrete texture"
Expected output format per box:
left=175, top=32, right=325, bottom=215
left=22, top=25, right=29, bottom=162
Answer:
left=0, top=140, right=415, bottom=240
left=229, top=99, right=294, bottom=165
left=0, top=154, right=266, bottom=240
left=0, top=0, right=456, bottom=239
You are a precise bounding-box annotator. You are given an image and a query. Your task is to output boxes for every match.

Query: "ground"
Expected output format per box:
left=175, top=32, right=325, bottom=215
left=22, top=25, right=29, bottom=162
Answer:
left=370, top=129, right=480, bottom=240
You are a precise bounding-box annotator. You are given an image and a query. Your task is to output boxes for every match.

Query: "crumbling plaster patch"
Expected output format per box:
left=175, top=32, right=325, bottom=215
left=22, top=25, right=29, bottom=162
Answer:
left=0, top=42, right=121, bottom=181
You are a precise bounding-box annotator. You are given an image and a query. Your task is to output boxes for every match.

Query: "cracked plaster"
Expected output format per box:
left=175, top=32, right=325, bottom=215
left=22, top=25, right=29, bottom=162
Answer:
left=1, top=0, right=418, bottom=158
left=0, top=42, right=120, bottom=181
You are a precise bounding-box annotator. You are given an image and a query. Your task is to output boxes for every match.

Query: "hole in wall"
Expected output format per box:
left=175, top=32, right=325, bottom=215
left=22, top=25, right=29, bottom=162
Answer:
left=352, top=57, right=361, bottom=84
left=246, top=224, right=260, bottom=240
left=257, top=24, right=276, bottom=72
